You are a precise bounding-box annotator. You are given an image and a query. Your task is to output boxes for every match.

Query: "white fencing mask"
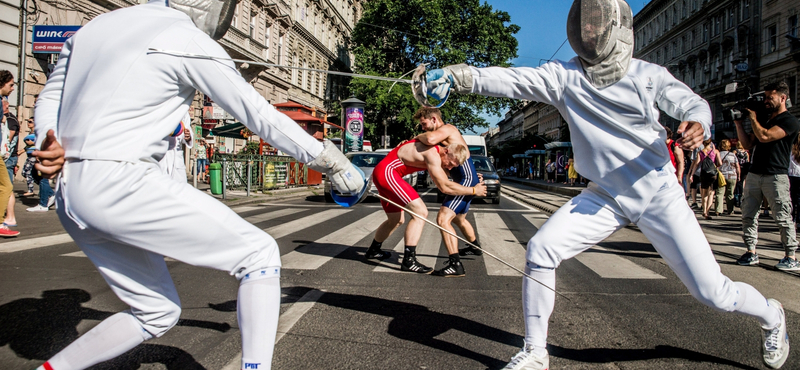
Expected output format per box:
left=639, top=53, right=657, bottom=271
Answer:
left=168, top=0, right=238, bottom=40
left=566, top=0, right=634, bottom=88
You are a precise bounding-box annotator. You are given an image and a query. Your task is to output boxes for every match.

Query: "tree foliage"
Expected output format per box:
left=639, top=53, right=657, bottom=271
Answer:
left=348, top=0, right=519, bottom=145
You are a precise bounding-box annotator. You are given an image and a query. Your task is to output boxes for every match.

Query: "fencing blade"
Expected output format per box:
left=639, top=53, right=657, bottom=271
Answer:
left=148, top=48, right=413, bottom=84
left=370, top=192, right=568, bottom=301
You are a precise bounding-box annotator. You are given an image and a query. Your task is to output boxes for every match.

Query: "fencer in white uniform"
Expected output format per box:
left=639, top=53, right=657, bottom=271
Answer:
left=33, top=0, right=364, bottom=369
left=427, top=1, right=789, bottom=369
left=160, top=112, right=193, bottom=182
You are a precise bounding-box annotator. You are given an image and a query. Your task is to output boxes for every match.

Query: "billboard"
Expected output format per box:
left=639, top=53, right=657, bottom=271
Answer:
left=32, top=25, right=81, bottom=53
left=343, top=107, right=364, bottom=153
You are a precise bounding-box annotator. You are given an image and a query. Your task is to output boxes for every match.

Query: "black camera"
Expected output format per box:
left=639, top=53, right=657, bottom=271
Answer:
left=722, top=92, right=766, bottom=122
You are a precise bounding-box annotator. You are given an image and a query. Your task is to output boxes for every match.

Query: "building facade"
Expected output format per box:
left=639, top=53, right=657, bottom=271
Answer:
left=758, top=0, right=800, bottom=118
left=0, top=0, right=22, bottom=112
left=633, top=0, right=763, bottom=141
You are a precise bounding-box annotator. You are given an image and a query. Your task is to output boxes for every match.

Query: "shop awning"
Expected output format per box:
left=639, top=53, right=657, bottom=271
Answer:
left=210, top=122, right=247, bottom=139
left=544, top=142, right=572, bottom=149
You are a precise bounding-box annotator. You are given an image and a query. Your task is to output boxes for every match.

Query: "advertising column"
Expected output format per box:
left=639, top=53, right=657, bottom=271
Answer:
left=341, top=96, right=365, bottom=153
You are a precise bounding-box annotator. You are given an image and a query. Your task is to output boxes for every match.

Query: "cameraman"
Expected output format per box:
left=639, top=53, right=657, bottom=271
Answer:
left=734, top=81, right=799, bottom=271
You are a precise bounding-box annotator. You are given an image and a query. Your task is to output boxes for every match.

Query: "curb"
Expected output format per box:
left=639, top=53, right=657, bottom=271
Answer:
left=211, top=186, right=323, bottom=207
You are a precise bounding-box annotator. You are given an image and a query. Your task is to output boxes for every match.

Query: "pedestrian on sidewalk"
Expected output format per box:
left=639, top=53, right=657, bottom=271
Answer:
left=735, top=81, right=800, bottom=271
left=566, top=157, right=577, bottom=186
left=735, top=142, right=750, bottom=207
left=688, top=139, right=721, bottom=219
left=425, top=1, right=790, bottom=368
left=21, top=119, right=37, bottom=196
left=717, top=139, right=740, bottom=215
left=1, top=79, right=20, bottom=233
left=665, top=126, right=684, bottom=184
left=789, top=136, right=800, bottom=224
left=545, top=158, right=555, bottom=183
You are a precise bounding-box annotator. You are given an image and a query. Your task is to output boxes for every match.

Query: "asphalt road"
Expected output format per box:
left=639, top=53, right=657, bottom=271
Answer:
left=0, top=183, right=798, bottom=369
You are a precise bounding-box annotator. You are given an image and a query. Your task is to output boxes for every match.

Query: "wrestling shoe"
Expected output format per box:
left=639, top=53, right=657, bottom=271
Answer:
left=774, top=257, right=800, bottom=271
left=736, top=251, right=759, bottom=266
left=365, top=248, right=392, bottom=261
left=401, top=256, right=433, bottom=274
left=502, top=346, right=549, bottom=370
left=458, top=245, right=483, bottom=256
left=432, top=259, right=465, bottom=277
left=761, top=299, right=789, bottom=369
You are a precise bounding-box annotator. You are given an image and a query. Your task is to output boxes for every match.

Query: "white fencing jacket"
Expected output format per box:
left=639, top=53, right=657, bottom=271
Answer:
left=470, top=59, right=711, bottom=221
left=35, top=0, right=322, bottom=165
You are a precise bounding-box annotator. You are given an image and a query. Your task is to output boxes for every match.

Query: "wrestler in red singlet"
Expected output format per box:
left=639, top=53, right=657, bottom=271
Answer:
left=373, top=140, right=438, bottom=213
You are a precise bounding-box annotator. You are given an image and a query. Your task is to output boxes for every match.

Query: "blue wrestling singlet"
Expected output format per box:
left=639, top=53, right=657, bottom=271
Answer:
left=442, top=157, right=480, bottom=214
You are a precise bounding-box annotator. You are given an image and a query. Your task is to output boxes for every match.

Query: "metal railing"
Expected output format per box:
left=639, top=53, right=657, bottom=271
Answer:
left=212, top=153, right=321, bottom=197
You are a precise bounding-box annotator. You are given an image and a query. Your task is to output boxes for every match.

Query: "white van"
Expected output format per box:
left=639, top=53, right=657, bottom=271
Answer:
left=463, top=135, right=487, bottom=156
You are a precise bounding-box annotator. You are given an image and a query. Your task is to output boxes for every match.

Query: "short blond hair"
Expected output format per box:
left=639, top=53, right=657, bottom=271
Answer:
left=719, top=139, right=731, bottom=151
left=446, top=143, right=469, bottom=165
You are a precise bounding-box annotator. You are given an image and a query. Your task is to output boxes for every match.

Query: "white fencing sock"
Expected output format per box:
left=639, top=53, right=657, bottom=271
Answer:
left=522, top=262, right=556, bottom=357
left=733, top=282, right=781, bottom=328
left=39, top=311, right=152, bottom=370
left=238, top=267, right=281, bottom=370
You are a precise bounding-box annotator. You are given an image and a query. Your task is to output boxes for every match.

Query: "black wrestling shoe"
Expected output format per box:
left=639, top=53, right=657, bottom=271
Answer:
left=401, top=256, right=433, bottom=274
left=365, top=248, right=392, bottom=261
left=458, top=245, right=483, bottom=256
left=432, top=259, right=465, bottom=277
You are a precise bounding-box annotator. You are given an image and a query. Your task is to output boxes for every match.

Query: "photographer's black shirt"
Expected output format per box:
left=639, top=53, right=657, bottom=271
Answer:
left=750, top=111, right=800, bottom=175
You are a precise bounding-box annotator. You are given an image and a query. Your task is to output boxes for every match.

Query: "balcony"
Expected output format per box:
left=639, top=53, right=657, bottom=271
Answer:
left=220, top=26, right=269, bottom=64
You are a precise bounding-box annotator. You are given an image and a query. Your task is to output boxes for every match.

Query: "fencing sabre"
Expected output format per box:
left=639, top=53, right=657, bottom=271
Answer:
left=147, top=48, right=448, bottom=108
left=370, top=192, right=568, bottom=301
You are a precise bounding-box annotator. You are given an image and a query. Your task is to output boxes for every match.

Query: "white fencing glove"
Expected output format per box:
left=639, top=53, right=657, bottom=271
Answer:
left=425, top=64, right=473, bottom=101
left=307, top=140, right=365, bottom=195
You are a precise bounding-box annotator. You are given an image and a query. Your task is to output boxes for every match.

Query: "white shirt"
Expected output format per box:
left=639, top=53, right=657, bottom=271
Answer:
left=789, top=155, right=800, bottom=177
left=469, top=58, right=711, bottom=220
left=719, top=150, right=738, bottom=180
left=35, top=0, right=322, bottom=165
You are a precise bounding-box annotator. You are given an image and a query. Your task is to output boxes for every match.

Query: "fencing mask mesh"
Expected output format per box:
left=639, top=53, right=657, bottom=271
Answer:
left=567, top=0, right=634, bottom=88
left=169, top=0, right=237, bottom=40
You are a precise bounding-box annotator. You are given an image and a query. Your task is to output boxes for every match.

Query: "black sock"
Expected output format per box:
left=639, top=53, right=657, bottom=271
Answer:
left=449, top=253, right=460, bottom=263
left=403, top=245, right=417, bottom=260
left=368, top=239, right=383, bottom=252
left=469, top=239, right=480, bottom=248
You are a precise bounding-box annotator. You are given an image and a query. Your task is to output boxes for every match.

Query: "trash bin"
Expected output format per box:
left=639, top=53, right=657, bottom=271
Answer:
left=209, top=163, right=222, bottom=195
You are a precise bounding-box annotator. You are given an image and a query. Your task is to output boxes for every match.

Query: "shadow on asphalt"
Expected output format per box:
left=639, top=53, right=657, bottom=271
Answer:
left=547, top=344, right=759, bottom=369
left=0, top=289, right=231, bottom=369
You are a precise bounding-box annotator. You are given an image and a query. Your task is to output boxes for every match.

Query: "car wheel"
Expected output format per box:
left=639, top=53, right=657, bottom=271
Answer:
left=324, top=192, right=334, bottom=203
left=492, top=197, right=500, bottom=204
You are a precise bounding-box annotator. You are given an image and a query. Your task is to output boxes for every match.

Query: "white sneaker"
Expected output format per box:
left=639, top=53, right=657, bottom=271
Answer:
left=502, top=346, right=549, bottom=370
left=762, top=299, right=790, bottom=369
left=26, top=205, right=49, bottom=212
left=46, top=195, right=55, bottom=208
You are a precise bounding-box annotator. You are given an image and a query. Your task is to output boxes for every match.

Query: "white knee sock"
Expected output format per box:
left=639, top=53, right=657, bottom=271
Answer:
left=523, top=262, right=556, bottom=357
left=238, top=267, right=281, bottom=370
left=733, top=282, right=781, bottom=328
left=40, top=311, right=152, bottom=370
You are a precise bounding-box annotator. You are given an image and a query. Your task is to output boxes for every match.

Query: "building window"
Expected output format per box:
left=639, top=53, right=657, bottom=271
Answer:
left=292, top=54, right=298, bottom=84
left=664, top=46, right=669, bottom=62
left=767, top=25, right=777, bottom=53
left=728, top=7, right=735, bottom=29
left=725, top=49, right=733, bottom=74
left=250, top=13, right=256, bottom=39
left=672, top=41, right=677, bottom=57
left=714, top=14, right=720, bottom=36
left=265, top=25, right=271, bottom=50
left=682, top=1, right=687, bottom=19
left=742, top=0, right=749, bottom=20
left=682, top=35, right=686, bottom=53
left=278, top=35, right=284, bottom=64
left=302, top=60, right=308, bottom=90
left=663, top=12, right=668, bottom=32
left=656, top=51, right=661, bottom=64
left=233, top=3, right=241, bottom=28
left=673, top=5, right=678, bottom=25
left=703, top=23, right=708, bottom=42
left=692, top=0, right=697, bottom=12
left=790, top=15, right=799, bottom=38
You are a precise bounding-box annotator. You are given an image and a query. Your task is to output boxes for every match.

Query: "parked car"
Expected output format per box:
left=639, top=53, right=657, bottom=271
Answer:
left=324, top=151, right=417, bottom=202
left=436, top=155, right=501, bottom=204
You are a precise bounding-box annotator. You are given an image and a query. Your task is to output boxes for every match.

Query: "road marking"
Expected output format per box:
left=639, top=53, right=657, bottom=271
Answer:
left=521, top=214, right=664, bottom=279
left=229, top=205, right=263, bottom=213
left=474, top=213, right=527, bottom=276
left=501, top=193, right=535, bottom=211
left=244, top=208, right=306, bottom=224
left=221, top=289, right=325, bottom=370
left=263, top=209, right=350, bottom=240
left=374, top=212, right=442, bottom=273
left=0, top=233, right=74, bottom=253
left=704, top=232, right=788, bottom=261
left=281, top=211, right=385, bottom=270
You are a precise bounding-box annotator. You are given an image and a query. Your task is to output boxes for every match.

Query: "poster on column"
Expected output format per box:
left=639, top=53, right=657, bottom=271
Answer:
left=556, top=152, right=565, bottom=175
left=344, top=107, right=364, bottom=153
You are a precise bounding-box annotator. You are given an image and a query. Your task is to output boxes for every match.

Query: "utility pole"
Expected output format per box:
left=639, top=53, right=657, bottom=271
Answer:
left=383, top=119, right=388, bottom=149
left=18, top=0, right=28, bottom=115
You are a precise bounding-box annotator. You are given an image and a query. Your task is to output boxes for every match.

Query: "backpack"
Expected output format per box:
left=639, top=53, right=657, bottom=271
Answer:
left=736, top=150, right=748, bottom=165
left=700, top=151, right=717, bottom=179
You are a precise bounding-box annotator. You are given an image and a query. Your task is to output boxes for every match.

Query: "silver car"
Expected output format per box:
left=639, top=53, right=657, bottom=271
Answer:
left=324, top=151, right=417, bottom=202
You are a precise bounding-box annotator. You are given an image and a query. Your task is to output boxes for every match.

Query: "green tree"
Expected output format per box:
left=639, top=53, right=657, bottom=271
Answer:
left=348, top=0, right=519, bottom=145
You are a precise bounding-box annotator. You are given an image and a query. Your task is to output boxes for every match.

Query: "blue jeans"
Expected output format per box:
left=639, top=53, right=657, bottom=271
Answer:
left=5, top=156, right=18, bottom=183
left=38, top=177, right=53, bottom=207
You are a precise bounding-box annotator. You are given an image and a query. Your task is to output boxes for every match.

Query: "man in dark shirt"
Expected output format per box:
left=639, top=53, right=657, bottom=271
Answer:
left=735, top=81, right=799, bottom=271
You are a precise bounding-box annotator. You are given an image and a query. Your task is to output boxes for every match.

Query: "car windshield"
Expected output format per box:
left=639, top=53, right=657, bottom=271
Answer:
left=348, top=153, right=386, bottom=168
left=471, top=156, right=495, bottom=172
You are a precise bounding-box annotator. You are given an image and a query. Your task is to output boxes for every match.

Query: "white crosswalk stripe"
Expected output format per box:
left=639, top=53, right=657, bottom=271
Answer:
left=244, top=208, right=306, bottom=224
left=373, top=212, right=442, bottom=273
left=281, top=211, right=386, bottom=270
left=0, top=233, right=74, bottom=253
left=474, top=212, right=527, bottom=276
left=263, top=209, right=350, bottom=239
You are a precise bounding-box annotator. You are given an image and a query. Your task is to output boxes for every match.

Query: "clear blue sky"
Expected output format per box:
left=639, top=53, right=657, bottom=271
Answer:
left=473, top=0, right=650, bottom=133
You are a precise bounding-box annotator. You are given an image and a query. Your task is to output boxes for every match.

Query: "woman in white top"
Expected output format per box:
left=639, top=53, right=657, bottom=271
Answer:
left=789, top=137, right=800, bottom=223
left=717, top=139, right=740, bottom=215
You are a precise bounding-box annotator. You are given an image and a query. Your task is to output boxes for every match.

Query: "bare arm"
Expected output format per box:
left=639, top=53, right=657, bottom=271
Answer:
left=424, top=150, right=479, bottom=196
left=415, top=125, right=456, bottom=146
left=714, top=149, right=723, bottom=167
left=688, top=155, right=700, bottom=182
left=673, top=146, right=684, bottom=182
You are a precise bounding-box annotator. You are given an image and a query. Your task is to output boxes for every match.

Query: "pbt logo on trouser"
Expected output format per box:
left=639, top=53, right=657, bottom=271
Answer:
left=244, top=363, right=261, bottom=369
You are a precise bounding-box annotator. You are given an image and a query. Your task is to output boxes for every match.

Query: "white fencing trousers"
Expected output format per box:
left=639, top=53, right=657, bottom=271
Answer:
left=55, top=159, right=282, bottom=337
left=523, top=181, right=779, bottom=349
